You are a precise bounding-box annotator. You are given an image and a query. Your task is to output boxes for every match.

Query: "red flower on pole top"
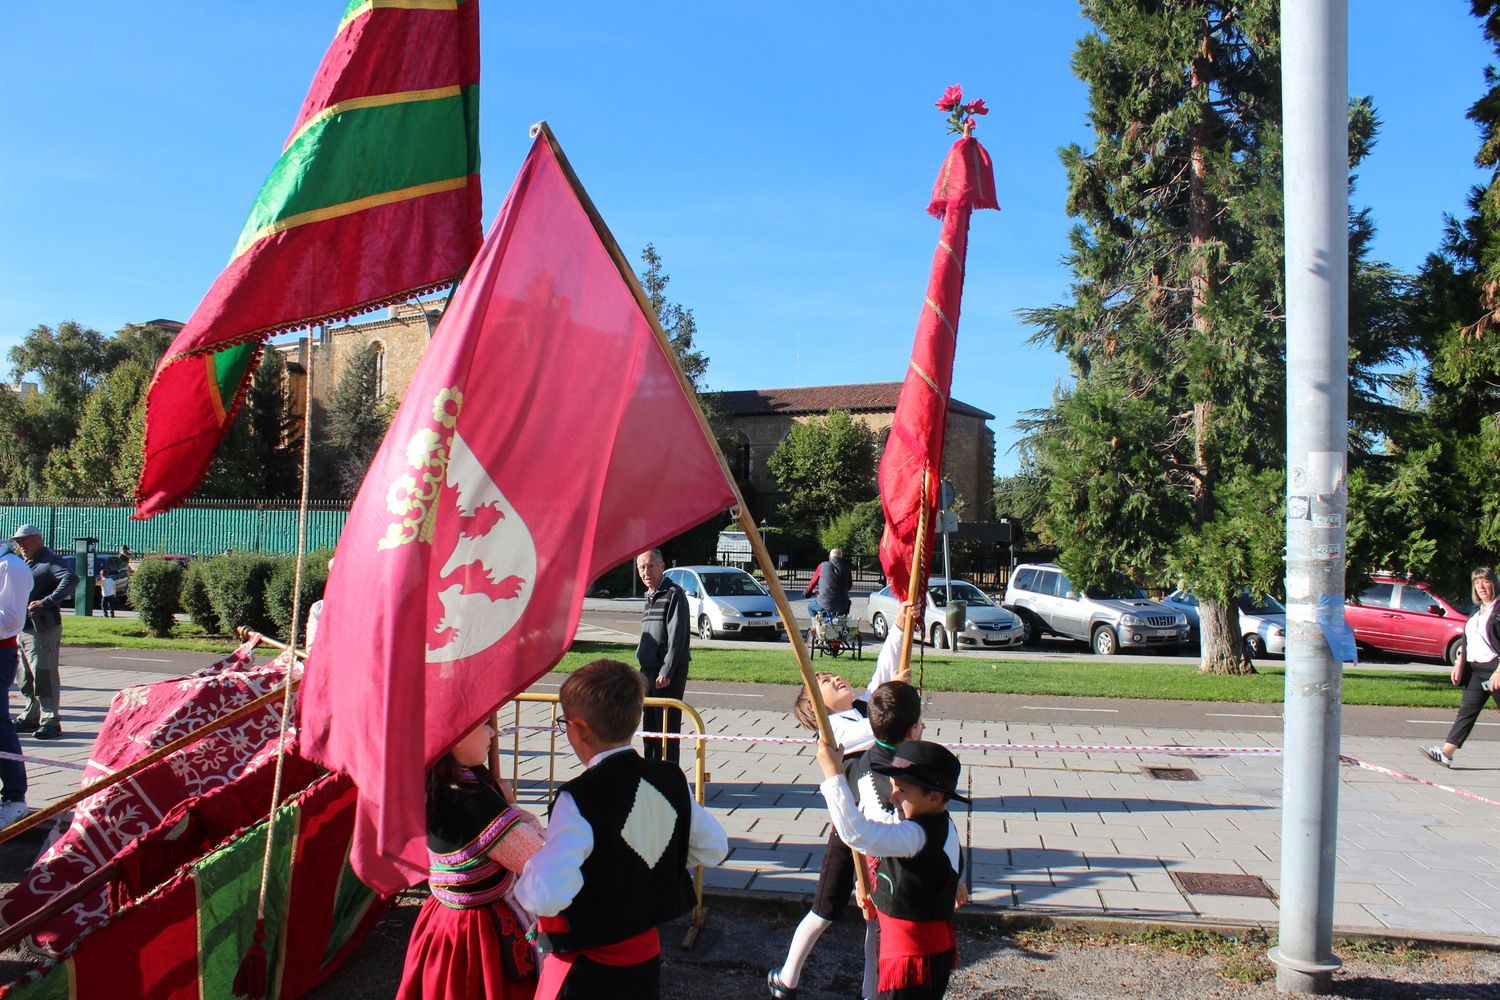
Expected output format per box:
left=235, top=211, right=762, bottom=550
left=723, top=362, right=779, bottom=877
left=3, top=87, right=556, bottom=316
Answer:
left=936, top=84, right=988, bottom=135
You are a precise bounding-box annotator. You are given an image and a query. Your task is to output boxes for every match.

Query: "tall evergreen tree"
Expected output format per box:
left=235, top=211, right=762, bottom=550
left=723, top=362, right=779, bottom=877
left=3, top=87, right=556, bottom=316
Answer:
left=322, top=342, right=392, bottom=499
left=1404, top=0, right=1500, bottom=583
left=1021, top=1, right=1417, bottom=672
left=639, top=244, right=709, bottom=395
left=1021, top=0, right=1286, bottom=673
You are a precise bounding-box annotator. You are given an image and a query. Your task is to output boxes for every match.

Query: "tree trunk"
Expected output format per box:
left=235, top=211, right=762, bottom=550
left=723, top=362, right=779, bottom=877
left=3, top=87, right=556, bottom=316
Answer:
left=1186, top=15, right=1249, bottom=676
left=1197, top=598, right=1255, bottom=675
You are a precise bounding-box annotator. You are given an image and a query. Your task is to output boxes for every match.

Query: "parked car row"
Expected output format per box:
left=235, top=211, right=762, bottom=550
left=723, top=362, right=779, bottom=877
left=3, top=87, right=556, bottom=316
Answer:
left=664, top=561, right=1471, bottom=666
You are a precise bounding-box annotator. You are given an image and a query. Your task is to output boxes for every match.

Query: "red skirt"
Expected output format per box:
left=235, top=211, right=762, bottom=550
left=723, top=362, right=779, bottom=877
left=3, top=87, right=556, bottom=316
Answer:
left=397, top=894, right=537, bottom=1000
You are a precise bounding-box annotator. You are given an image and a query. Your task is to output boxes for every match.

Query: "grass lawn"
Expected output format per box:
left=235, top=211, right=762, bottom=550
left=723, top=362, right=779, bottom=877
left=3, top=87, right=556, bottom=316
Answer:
left=60, top=620, right=1459, bottom=708
left=557, top=640, right=1460, bottom=708
left=60, top=615, right=245, bottom=654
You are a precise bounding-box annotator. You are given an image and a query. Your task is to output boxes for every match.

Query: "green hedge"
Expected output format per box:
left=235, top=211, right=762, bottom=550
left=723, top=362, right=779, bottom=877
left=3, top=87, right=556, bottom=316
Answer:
left=264, top=550, right=332, bottom=644
left=201, top=553, right=277, bottom=637
left=180, top=559, right=221, bottom=635
left=128, top=557, right=184, bottom=637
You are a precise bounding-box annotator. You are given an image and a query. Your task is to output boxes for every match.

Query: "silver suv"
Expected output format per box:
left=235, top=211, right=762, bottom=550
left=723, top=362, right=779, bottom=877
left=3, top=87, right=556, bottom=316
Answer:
left=1004, top=563, right=1190, bottom=655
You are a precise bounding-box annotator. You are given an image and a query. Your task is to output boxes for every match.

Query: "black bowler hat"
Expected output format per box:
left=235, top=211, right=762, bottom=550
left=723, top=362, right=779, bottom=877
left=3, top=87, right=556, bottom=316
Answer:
left=871, top=740, right=970, bottom=803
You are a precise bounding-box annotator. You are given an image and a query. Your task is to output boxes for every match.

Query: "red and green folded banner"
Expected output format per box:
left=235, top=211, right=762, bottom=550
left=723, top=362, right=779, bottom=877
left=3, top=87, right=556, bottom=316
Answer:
left=134, top=0, right=483, bottom=519
left=0, top=772, right=383, bottom=1000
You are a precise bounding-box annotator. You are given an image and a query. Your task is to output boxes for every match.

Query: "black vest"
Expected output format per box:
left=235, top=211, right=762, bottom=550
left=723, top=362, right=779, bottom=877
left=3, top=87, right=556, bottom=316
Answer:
left=542, top=750, right=696, bottom=953
left=873, top=811, right=961, bottom=922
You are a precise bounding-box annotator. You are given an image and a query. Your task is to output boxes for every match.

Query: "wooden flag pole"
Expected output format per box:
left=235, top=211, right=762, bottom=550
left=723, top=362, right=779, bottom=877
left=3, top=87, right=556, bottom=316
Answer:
left=896, top=468, right=933, bottom=678
left=532, top=120, right=872, bottom=909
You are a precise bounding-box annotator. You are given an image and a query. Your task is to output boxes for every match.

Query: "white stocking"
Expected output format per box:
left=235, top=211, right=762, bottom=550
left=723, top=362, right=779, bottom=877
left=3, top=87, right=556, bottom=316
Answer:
left=777, top=910, right=832, bottom=988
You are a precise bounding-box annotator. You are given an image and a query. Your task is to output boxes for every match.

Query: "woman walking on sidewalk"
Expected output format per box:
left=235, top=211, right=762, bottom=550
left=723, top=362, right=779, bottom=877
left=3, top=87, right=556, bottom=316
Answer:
left=1422, top=566, right=1500, bottom=767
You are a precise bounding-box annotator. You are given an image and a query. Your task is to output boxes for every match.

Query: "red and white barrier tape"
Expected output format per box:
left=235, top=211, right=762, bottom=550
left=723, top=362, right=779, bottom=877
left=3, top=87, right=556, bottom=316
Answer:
left=1337, top=753, right=1500, bottom=809
left=510, top=724, right=1499, bottom=808
left=0, top=751, right=86, bottom=771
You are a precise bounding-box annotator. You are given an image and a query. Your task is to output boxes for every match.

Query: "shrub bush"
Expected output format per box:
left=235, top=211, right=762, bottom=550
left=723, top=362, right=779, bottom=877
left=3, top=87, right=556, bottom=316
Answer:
left=202, top=553, right=278, bottom=637
left=129, top=557, right=183, bottom=637
left=180, top=559, right=221, bottom=635
left=264, top=549, right=333, bottom=644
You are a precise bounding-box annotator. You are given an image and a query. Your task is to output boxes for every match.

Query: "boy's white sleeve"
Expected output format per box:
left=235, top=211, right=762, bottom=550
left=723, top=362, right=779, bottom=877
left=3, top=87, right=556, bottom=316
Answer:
left=514, top=790, right=592, bottom=916
left=687, top=799, right=729, bottom=866
left=869, top=628, right=904, bottom=691
left=820, top=775, right=925, bottom=858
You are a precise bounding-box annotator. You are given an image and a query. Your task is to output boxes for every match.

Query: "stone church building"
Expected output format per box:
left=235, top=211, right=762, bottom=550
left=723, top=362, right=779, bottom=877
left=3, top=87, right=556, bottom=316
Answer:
left=277, top=307, right=997, bottom=521
left=713, top=384, right=996, bottom=522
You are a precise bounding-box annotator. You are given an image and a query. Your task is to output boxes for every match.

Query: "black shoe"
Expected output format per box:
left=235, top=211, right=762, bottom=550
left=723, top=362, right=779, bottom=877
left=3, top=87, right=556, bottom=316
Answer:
left=767, top=970, right=797, bottom=1000
left=13, top=719, right=37, bottom=734
left=33, top=723, right=62, bottom=741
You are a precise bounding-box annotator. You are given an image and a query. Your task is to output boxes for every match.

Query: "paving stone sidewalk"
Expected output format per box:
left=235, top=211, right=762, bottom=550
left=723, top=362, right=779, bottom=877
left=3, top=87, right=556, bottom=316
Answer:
left=16, top=662, right=1500, bottom=946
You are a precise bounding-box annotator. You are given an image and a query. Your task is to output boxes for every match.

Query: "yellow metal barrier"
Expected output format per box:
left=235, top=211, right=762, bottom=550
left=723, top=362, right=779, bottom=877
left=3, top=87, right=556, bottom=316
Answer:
left=506, top=693, right=712, bottom=948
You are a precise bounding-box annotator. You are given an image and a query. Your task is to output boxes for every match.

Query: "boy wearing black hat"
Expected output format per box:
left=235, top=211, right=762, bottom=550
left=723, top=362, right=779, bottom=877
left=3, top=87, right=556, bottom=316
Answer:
left=815, top=738, right=966, bottom=1000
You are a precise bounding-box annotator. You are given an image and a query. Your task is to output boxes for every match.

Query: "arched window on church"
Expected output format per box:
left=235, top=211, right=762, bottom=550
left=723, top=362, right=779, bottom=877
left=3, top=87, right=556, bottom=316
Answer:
left=372, top=340, right=387, bottom=398
left=721, top=430, right=752, bottom=485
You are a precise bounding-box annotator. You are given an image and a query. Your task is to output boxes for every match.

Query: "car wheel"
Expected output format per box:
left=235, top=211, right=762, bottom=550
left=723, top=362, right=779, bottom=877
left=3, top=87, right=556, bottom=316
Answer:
left=1244, top=633, right=1266, bottom=661
left=698, top=615, right=715, bottom=641
left=1020, top=613, right=1041, bottom=646
left=1091, top=625, right=1118, bottom=656
left=871, top=613, right=889, bottom=640
left=931, top=623, right=948, bottom=650
left=1447, top=636, right=1464, bottom=667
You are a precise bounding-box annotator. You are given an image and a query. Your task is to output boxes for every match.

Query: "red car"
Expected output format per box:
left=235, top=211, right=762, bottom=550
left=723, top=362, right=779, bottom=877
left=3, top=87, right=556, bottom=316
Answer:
left=1344, top=576, right=1472, bottom=664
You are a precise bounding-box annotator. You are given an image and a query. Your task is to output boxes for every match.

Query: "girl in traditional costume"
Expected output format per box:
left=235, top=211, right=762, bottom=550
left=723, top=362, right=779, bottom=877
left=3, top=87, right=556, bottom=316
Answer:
left=397, top=721, right=544, bottom=999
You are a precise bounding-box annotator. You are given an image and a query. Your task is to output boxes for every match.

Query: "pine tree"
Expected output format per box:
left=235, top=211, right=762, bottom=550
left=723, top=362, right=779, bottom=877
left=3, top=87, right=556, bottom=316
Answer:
left=322, top=342, right=391, bottom=499
left=1021, top=1, right=1417, bottom=672
left=639, top=244, right=709, bottom=395
left=1020, top=0, right=1285, bottom=674
left=1404, top=0, right=1500, bottom=580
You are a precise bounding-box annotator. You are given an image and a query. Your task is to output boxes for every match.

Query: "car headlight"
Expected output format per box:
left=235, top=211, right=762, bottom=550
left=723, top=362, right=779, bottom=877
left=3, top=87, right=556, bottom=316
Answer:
left=1120, top=614, right=1146, bottom=626
left=719, top=608, right=743, bottom=619
left=965, top=619, right=976, bottom=630
left=1174, top=613, right=1188, bottom=626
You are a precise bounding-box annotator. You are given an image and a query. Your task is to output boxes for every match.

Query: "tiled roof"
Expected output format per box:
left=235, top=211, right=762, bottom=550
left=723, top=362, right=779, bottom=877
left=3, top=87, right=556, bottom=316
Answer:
left=711, top=382, right=994, bottom=420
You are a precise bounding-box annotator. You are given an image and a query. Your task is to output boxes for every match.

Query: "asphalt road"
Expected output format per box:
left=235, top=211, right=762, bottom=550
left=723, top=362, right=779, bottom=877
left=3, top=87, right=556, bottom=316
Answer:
left=60, top=627, right=1473, bottom=741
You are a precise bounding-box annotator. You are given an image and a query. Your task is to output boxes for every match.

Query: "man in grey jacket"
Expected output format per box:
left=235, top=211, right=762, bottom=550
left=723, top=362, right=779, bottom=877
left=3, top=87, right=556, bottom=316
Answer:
left=635, top=549, right=690, bottom=765
left=12, top=526, right=75, bottom=741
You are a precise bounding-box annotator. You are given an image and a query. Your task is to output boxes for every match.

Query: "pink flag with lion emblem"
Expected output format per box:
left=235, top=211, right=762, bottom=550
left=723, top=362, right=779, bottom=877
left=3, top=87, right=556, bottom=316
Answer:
left=300, top=131, right=736, bottom=891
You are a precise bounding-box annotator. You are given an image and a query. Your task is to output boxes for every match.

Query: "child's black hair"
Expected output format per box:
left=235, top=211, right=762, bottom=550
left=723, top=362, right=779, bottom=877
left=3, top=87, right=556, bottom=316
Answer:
left=869, top=680, right=921, bottom=743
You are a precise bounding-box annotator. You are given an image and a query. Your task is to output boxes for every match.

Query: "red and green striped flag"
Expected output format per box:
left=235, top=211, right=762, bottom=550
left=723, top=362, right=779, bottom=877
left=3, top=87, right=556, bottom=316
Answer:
left=134, top=0, right=483, bottom=519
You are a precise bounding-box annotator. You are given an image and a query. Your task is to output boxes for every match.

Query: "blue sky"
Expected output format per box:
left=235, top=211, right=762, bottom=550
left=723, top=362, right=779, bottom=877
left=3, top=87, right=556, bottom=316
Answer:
left=1, top=2, right=1493, bottom=478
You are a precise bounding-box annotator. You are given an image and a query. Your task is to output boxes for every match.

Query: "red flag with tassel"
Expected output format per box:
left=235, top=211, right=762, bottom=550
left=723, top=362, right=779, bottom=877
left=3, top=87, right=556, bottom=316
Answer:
left=878, top=87, right=999, bottom=603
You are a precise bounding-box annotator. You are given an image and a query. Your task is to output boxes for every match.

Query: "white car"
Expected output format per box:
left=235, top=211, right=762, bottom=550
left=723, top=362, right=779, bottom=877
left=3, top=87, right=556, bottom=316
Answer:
left=1161, top=589, right=1288, bottom=659
left=864, top=578, right=1025, bottom=650
left=662, top=565, right=785, bottom=640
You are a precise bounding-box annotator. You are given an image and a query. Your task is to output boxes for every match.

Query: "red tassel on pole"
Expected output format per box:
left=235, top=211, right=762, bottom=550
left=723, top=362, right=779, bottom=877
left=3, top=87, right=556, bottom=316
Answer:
left=232, top=918, right=269, bottom=999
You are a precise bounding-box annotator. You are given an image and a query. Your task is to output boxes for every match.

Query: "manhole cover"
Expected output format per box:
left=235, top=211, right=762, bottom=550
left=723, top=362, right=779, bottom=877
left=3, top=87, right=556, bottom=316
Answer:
left=1143, top=766, right=1199, bottom=781
left=1172, top=871, right=1277, bottom=899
